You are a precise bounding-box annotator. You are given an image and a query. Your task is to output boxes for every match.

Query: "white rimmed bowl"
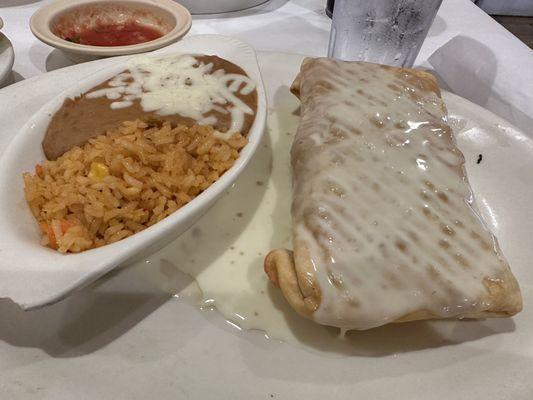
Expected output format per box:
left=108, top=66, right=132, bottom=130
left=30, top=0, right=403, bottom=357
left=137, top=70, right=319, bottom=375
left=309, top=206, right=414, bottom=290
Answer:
left=0, top=35, right=266, bottom=309
left=30, top=0, right=192, bottom=60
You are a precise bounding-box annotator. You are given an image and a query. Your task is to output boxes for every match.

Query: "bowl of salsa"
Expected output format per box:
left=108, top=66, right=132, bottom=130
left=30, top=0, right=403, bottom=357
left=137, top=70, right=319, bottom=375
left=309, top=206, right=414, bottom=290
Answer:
left=30, top=0, right=192, bottom=59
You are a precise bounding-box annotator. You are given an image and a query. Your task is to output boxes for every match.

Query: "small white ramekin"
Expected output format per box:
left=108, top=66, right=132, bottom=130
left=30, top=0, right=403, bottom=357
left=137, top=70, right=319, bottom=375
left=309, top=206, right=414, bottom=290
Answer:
left=30, top=0, right=192, bottom=58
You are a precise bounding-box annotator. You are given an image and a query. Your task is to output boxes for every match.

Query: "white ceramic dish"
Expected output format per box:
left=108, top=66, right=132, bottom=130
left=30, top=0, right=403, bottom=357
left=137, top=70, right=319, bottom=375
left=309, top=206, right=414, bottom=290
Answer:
left=0, top=35, right=266, bottom=310
left=0, top=51, right=532, bottom=400
left=0, top=32, right=15, bottom=85
left=30, top=0, right=192, bottom=58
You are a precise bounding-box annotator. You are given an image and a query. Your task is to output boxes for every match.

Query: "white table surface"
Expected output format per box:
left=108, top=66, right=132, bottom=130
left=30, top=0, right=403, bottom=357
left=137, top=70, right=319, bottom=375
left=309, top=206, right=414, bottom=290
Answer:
left=0, top=0, right=528, bottom=83
left=0, top=1, right=532, bottom=399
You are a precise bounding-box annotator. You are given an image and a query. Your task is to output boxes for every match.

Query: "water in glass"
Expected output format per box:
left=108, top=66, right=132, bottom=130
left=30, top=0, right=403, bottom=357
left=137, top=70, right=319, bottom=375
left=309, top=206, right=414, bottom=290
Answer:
left=328, top=0, right=443, bottom=67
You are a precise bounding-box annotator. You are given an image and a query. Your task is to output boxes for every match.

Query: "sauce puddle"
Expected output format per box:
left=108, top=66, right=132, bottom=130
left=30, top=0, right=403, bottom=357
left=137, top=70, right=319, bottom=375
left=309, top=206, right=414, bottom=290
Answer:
left=138, top=104, right=299, bottom=341
left=129, top=92, right=360, bottom=354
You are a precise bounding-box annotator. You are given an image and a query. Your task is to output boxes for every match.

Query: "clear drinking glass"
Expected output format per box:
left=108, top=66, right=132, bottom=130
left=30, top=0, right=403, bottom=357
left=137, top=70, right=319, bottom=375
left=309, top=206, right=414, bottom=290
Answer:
left=327, top=0, right=443, bottom=67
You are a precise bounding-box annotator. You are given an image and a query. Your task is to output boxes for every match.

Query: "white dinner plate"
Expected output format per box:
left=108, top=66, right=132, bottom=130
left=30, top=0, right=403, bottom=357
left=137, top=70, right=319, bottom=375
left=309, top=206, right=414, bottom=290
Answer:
left=0, top=31, right=15, bottom=85
left=0, top=34, right=267, bottom=310
left=0, top=50, right=532, bottom=400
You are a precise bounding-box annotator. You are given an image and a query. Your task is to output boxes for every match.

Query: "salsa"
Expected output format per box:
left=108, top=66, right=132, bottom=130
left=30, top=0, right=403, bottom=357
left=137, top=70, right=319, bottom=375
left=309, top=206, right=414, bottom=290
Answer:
left=66, top=22, right=164, bottom=46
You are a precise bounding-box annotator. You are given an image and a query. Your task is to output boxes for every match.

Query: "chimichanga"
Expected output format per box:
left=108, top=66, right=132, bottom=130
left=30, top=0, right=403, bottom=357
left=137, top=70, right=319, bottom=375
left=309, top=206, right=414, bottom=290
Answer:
left=264, top=58, right=522, bottom=330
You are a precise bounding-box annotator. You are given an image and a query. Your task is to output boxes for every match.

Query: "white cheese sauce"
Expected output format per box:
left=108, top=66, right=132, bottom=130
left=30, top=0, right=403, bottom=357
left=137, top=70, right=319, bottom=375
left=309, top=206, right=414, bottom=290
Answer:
left=138, top=105, right=307, bottom=347
left=292, top=60, right=514, bottom=330
left=86, top=54, right=256, bottom=133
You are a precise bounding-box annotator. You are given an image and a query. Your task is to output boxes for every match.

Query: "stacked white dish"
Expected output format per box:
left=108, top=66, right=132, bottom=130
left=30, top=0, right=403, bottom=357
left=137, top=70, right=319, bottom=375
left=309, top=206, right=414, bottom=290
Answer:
left=0, top=17, right=15, bottom=85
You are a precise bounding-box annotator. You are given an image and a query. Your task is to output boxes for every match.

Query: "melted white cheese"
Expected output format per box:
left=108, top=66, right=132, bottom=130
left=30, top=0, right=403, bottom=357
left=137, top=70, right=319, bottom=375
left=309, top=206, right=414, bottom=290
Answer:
left=292, top=60, right=514, bottom=330
left=86, top=54, right=256, bottom=133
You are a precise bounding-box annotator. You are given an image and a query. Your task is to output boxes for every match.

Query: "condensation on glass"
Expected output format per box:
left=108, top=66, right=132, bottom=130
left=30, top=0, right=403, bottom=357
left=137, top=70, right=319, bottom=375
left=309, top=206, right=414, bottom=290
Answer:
left=328, top=0, right=443, bottom=67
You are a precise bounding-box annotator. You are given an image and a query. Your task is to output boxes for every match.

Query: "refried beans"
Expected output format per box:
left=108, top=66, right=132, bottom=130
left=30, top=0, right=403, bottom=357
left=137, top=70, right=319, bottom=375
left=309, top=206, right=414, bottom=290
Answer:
left=43, top=55, right=258, bottom=160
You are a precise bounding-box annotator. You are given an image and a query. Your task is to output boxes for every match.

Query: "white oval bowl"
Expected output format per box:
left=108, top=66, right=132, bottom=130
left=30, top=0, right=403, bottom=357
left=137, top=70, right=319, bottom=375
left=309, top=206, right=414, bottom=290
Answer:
left=30, top=0, right=192, bottom=57
left=0, top=35, right=266, bottom=309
